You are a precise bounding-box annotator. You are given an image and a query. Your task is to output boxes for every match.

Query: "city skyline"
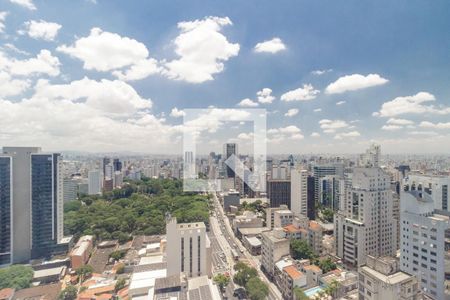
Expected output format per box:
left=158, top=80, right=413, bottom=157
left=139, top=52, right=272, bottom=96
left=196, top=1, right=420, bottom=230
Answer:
left=1, top=1, right=450, bottom=154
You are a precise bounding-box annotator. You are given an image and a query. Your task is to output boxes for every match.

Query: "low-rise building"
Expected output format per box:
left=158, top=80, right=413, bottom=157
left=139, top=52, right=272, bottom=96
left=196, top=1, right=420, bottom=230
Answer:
left=70, top=235, right=94, bottom=269
left=273, top=209, right=294, bottom=228
left=243, top=236, right=262, bottom=255
left=261, top=229, right=290, bottom=278
left=232, top=211, right=264, bottom=235
left=358, top=255, right=420, bottom=300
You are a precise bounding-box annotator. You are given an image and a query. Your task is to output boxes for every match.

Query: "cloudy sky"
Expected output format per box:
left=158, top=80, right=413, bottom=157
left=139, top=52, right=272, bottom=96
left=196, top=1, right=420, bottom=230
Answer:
left=1, top=0, right=450, bottom=154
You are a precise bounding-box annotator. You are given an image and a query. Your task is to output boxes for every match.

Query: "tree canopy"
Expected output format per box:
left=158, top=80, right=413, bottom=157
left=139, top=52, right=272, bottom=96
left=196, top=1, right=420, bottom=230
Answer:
left=245, top=277, right=269, bottom=300
left=293, top=287, right=309, bottom=300
left=0, top=265, right=33, bottom=290
left=58, top=285, right=78, bottom=300
left=290, top=239, right=316, bottom=260
left=64, top=178, right=210, bottom=241
left=213, top=273, right=230, bottom=292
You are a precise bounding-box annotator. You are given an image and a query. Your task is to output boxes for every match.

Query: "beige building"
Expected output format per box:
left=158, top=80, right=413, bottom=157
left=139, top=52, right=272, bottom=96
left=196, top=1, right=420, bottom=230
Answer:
left=166, top=218, right=211, bottom=278
left=273, top=209, right=294, bottom=228
left=359, top=256, right=420, bottom=300
left=70, top=235, right=94, bottom=269
left=261, top=229, right=290, bottom=277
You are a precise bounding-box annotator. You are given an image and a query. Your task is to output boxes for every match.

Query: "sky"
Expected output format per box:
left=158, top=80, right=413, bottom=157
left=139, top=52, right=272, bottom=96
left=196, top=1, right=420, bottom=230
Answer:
left=1, top=0, right=450, bottom=154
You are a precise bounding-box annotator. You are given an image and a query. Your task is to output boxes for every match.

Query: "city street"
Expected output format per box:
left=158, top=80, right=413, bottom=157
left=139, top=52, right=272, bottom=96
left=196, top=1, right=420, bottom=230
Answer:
left=209, top=191, right=283, bottom=300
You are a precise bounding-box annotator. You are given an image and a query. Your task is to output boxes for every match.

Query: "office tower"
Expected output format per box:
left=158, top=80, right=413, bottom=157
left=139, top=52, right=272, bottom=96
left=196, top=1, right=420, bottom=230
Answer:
left=0, top=157, right=12, bottom=266
left=358, top=256, right=420, bottom=300
left=114, top=171, right=123, bottom=188
left=400, top=180, right=450, bottom=299
left=313, top=163, right=344, bottom=203
left=291, top=169, right=308, bottom=216
left=102, top=157, right=110, bottom=180
left=405, top=173, right=450, bottom=212
left=30, top=153, right=64, bottom=258
left=267, top=179, right=291, bottom=208
left=223, top=143, right=237, bottom=178
left=166, top=217, right=211, bottom=278
left=335, top=167, right=396, bottom=268
left=359, top=143, right=380, bottom=167
left=2, top=147, right=40, bottom=263
left=63, top=178, right=78, bottom=202
left=307, top=175, right=316, bottom=220
left=318, top=175, right=343, bottom=210
left=88, top=170, right=102, bottom=195
left=113, top=158, right=122, bottom=172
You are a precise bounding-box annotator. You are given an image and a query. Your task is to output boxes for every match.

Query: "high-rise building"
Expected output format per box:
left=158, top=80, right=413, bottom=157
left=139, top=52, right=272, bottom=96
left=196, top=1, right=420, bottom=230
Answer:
left=335, top=166, right=396, bottom=268
left=88, top=170, right=102, bottom=195
left=318, top=175, right=343, bottom=210
left=261, top=229, right=290, bottom=278
left=223, top=143, right=237, bottom=178
left=1, top=147, right=68, bottom=264
left=358, top=255, right=420, bottom=300
left=166, top=217, right=211, bottom=278
left=307, top=175, right=316, bottom=220
left=290, top=169, right=308, bottom=216
left=267, top=179, right=291, bottom=208
left=0, top=156, right=12, bottom=266
left=400, top=180, right=450, bottom=299
left=359, top=143, right=380, bottom=167
left=405, top=173, right=450, bottom=212
left=63, top=178, right=78, bottom=202
left=313, top=163, right=344, bottom=203
left=113, top=158, right=122, bottom=172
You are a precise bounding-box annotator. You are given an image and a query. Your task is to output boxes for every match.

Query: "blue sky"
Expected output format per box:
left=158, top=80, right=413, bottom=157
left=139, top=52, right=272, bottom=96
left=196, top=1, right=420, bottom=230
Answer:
left=1, top=0, right=450, bottom=154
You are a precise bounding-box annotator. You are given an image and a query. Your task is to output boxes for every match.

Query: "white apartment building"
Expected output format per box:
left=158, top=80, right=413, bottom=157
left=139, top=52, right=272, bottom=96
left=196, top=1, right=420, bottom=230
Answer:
left=335, top=167, right=397, bottom=268
left=261, top=229, right=290, bottom=278
left=400, top=184, right=450, bottom=300
left=358, top=255, right=420, bottom=300
left=88, top=170, right=102, bottom=195
left=406, top=173, right=450, bottom=212
left=290, top=168, right=308, bottom=216
left=166, top=218, right=212, bottom=278
left=273, top=209, right=294, bottom=228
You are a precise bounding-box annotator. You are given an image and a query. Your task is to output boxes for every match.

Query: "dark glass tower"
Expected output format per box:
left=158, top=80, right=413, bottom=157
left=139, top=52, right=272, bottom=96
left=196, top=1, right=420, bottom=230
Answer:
left=0, top=157, right=12, bottom=265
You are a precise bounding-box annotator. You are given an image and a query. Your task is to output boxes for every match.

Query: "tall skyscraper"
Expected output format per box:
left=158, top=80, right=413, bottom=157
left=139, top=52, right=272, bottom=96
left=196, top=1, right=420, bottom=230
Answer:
left=400, top=179, right=450, bottom=299
left=358, top=143, right=380, bottom=167
left=313, top=163, right=344, bottom=203
left=223, top=143, right=238, bottom=178
left=1, top=147, right=67, bottom=264
left=405, top=173, right=450, bottom=212
left=0, top=156, right=12, bottom=266
left=88, top=170, right=102, bottom=195
left=290, top=169, right=308, bottom=216
left=267, top=179, right=291, bottom=208
left=166, top=217, right=211, bottom=278
left=335, top=166, right=396, bottom=268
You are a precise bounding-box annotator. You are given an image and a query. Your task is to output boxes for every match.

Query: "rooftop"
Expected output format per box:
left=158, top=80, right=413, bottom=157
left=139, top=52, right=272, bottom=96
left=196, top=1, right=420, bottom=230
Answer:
left=283, top=265, right=303, bottom=280
left=360, top=265, right=413, bottom=285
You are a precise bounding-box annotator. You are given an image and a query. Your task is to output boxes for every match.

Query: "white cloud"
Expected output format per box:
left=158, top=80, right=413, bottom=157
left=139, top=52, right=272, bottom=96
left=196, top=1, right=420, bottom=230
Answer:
left=237, top=132, right=253, bottom=140
left=254, top=37, right=286, bottom=54
left=267, top=125, right=303, bottom=143
left=408, top=131, right=439, bottom=136
left=170, top=107, right=185, bottom=118
left=163, top=16, right=239, bottom=83
left=1, top=49, right=60, bottom=77
left=381, top=125, right=402, bottom=131
left=0, top=78, right=182, bottom=153
left=237, top=98, right=258, bottom=107
left=257, top=88, right=275, bottom=104
left=34, top=77, right=152, bottom=115
left=311, top=132, right=320, bottom=137
left=374, top=92, right=450, bottom=117
left=334, top=131, right=360, bottom=140
left=57, top=28, right=152, bottom=73
left=386, top=118, right=414, bottom=126
left=336, top=100, right=346, bottom=106
left=281, top=84, right=319, bottom=102
left=319, top=119, right=350, bottom=133
left=419, top=121, right=450, bottom=129
left=285, top=108, right=299, bottom=117
left=112, top=58, right=161, bottom=81
left=2, top=43, right=30, bottom=55
left=0, top=12, right=8, bottom=33
left=20, top=20, right=62, bottom=41
left=325, top=73, right=388, bottom=94
left=0, top=71, right=30, bottom=97
left=313, top=108, right=322, bottom=112
left=8, top=0, right=36, bottom=10
left=311, top=69, right=332, bottom=75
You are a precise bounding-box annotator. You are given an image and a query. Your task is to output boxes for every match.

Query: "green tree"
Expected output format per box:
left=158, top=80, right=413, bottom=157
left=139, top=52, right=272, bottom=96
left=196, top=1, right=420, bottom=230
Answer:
left=293, top=287, right=309, bottom=300
left=58, top=285, right=78, bottom=300
left=233, top=262, right=258, bottom=287
left=321, top=208, right=334, bottom=223
left=76, top=265, right=94, bottom=283
left=290, top=239, right=315, bottom=260
left=324, top=279, right=340, bottom=297
left=110, top=250, right=126, bottom=261
left=0, top=265, right=33, bottom=290
left=213, top=273, right=230, bottom=292
left=245, top=277, right=268, bottom=300
left=114, top=278, right=127, bottom=292
left=317, top=257, right=337, bottom=273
